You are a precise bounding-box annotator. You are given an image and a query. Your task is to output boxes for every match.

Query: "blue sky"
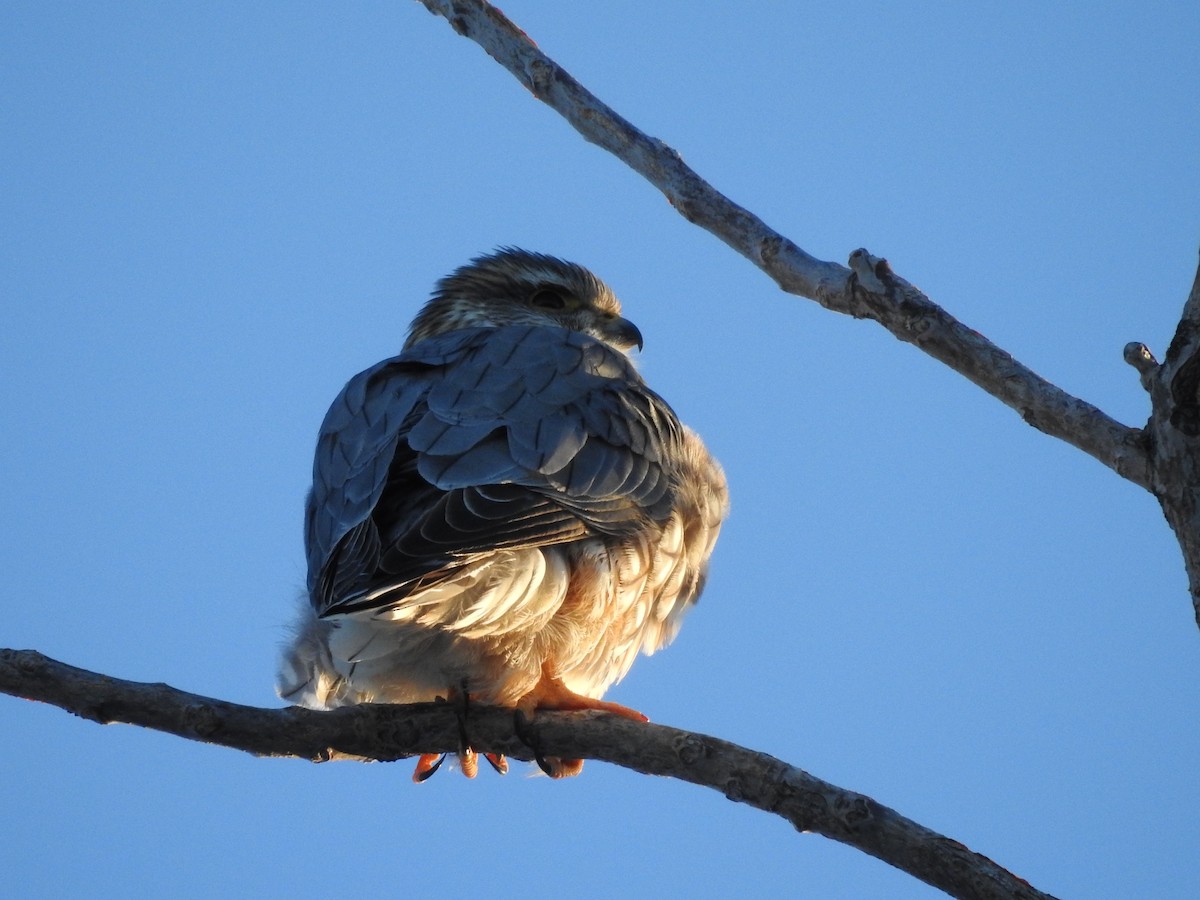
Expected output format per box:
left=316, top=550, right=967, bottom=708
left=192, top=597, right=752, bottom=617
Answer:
left=3, top=3, right=1199, bottom=898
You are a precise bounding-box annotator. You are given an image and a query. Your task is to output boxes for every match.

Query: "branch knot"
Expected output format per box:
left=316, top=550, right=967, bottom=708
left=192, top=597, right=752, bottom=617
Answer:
left=673, top=732, right=707, bottom=765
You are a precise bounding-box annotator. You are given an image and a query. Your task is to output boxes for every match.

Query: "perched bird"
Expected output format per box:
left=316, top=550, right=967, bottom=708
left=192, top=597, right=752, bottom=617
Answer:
left=278, top=248, right=728, bottom=779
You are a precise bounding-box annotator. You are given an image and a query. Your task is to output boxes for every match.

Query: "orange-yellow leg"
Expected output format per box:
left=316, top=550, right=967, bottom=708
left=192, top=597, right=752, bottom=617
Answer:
left=516, top=664, right=649, bottom=722
left=514, top=664, right=649, bottom=778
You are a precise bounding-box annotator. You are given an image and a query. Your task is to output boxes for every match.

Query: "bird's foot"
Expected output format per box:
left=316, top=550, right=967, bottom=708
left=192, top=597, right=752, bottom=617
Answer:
left=517, top=666, right=648, bottom=722
left=410, top=684, right=508, bottom=782
left=512, top=666, right=648, bottom=778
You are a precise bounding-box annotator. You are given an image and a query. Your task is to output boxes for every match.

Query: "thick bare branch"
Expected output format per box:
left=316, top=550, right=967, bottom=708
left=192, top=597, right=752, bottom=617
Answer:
left=415, top=0, right=1150, bottom=490
left=1144, top=250, right=1200, bottom=625
left=2, top=648, right=1054, bottom=900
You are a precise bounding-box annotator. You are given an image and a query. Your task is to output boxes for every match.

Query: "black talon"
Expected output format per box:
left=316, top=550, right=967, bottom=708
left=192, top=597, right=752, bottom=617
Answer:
left=483, top=753, right=508, bottom=775
left=514, top=708, right=555, bottom=777
left=413, top=753, right=446, bottom=782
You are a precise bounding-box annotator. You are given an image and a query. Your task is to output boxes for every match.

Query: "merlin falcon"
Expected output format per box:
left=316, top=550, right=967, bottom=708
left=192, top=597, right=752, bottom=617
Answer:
left=278, top=249, right=728, bottom=778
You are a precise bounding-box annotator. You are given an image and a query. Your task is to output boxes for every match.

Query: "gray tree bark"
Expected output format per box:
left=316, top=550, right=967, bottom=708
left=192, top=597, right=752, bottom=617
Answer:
left=1135, top=264, right=1200, bottom=624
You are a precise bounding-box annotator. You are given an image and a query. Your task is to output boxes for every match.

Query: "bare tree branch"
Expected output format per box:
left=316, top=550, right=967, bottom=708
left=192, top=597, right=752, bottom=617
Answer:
left=415, top=0, right=1150, bottom=490
left=1, top=648, right=1055, bottom=900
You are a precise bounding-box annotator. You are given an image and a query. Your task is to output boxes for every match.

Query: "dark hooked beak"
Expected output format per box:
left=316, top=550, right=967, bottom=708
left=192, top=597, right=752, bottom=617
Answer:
left=605, top=315, right=644, bottom=352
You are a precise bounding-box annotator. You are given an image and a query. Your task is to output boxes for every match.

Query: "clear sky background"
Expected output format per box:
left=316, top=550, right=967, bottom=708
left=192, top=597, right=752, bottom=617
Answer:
left=4, top=3, right=1199, bottom=898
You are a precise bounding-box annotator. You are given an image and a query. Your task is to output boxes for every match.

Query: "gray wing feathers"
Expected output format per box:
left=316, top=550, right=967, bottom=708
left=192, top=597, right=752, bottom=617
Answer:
left=507, top=411, right=587, bottom=474
left=417, top=437, right=526, bottom=488
left=306, top=361, right=424, bottom=589
left=307, top=325, right=682, bottom=615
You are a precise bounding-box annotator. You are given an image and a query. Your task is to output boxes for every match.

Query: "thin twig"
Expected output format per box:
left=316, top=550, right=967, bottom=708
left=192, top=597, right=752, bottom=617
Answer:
left=1, top=648, right=1056, bottom=900
left=416, top=0, right=1150, bottom=490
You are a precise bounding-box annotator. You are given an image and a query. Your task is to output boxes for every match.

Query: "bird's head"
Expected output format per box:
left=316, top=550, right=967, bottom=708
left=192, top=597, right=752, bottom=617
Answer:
left=405, top=248, right=644, bottom=353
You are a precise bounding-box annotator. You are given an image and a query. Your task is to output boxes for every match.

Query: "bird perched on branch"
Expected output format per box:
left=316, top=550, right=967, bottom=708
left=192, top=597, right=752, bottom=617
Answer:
left=278, top=248, right=728, bottom=779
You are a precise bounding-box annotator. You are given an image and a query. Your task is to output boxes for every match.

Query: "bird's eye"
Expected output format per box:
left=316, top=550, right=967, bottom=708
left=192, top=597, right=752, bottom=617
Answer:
left=530, top=288, right=567, bottom=310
